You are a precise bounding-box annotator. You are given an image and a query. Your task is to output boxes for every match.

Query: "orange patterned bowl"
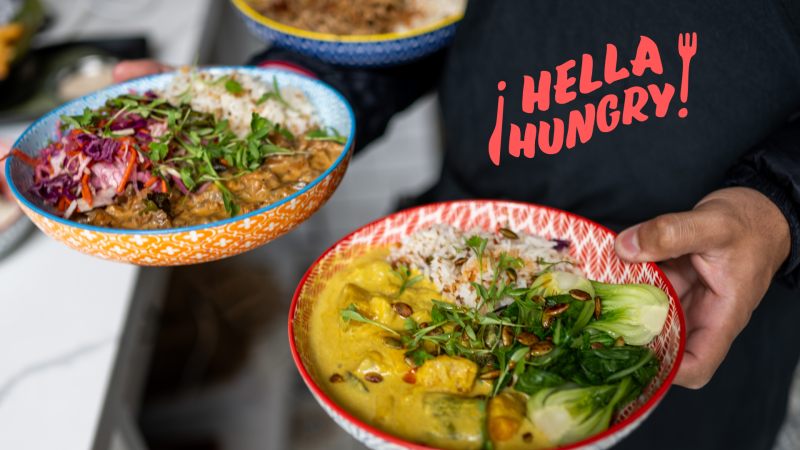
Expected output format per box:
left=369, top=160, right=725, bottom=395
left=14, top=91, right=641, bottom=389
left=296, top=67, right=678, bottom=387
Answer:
left=5, top=67, right=354, bottom=266
left=290, top=200, right=685, bottom=450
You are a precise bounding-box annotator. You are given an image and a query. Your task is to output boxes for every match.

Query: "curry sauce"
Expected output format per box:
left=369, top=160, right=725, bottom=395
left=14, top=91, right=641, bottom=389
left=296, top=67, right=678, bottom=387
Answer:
left=77, top=134, right=343, bottom=229
left=310, top=249, right=553, bottom=449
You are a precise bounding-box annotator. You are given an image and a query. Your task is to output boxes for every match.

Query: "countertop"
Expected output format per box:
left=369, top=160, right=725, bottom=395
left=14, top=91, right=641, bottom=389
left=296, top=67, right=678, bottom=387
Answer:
left=0, top=0, right=217, bottom=448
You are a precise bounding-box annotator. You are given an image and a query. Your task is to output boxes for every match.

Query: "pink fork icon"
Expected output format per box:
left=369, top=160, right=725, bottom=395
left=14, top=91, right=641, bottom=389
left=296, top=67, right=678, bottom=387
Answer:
left=678, top=32, right=697, bottom=104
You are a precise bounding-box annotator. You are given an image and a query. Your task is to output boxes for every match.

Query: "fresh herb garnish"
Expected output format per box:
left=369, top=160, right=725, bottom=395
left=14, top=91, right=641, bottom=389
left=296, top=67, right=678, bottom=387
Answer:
left=306, top=127, right=348, bottom=144
left=225, top=79, right=243, bottom=94
left=340, top=304, right=400, bottom=336
left=389, top=264, right=423, bottom=298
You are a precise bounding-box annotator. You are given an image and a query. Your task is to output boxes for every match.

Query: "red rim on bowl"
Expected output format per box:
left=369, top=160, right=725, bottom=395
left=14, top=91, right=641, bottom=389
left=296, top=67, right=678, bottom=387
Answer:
left=289, top=200, right=686, bottom=450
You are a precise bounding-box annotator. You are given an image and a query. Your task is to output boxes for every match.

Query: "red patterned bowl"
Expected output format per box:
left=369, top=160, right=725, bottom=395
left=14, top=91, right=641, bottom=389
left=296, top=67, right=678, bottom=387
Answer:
left=290, top=200, right=685, bottom=450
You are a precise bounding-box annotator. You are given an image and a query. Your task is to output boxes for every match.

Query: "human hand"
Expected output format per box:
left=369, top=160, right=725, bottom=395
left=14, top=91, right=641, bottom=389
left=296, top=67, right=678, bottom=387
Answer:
left=112, top=59, right=174, bottom=84
left=614, top=187, right=791, bottom=389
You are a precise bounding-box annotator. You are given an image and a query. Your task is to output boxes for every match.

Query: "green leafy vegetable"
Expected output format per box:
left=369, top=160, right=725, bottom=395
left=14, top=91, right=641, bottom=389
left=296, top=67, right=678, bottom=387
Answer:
left=225, top=79, right=243, bottom=93
left=584, top=282, right=669, bottom=345
left=526, top=377, right=636, bottom=446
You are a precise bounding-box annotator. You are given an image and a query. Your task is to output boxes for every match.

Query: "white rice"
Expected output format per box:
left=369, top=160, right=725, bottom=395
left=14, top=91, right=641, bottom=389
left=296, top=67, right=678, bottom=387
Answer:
left=399, top=0, right=467, bottom=32
left=388, top=224, right=583, bottom=309
left=161, top=70, right=321, bottom=138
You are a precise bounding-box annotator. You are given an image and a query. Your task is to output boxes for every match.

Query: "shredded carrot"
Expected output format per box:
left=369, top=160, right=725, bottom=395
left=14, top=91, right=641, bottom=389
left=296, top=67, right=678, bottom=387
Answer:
left=56, top=143, right=63, bottom=149
left=0, top=148, right=42, bottom=167
left=161, top=178, right=167, bottom=193
left=219, top=159, right=230, bottom=166
left=81, top=172, right=93, bottom=207
left=144, top=176, right=159, bottom=188
left=116, top=142, right=138, bottom=194
left=57, top=197, right=67, bottom=212
left=67, top=150, right=82, bottom=157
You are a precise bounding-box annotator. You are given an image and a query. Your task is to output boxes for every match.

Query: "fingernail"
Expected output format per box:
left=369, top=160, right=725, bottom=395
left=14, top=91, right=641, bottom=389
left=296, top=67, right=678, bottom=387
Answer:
left=618, top=224, right=641, bottom=257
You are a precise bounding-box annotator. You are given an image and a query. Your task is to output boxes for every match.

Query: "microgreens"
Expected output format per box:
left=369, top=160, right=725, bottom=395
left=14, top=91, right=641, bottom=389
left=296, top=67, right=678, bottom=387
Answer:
left=389, top=264, right=423, bottom=298
left=340, top=304, right=400, bottom=336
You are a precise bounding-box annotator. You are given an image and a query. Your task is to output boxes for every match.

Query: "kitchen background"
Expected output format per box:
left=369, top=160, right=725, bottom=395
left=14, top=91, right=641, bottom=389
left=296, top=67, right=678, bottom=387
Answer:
left=0, top=1, right=797, bottom=449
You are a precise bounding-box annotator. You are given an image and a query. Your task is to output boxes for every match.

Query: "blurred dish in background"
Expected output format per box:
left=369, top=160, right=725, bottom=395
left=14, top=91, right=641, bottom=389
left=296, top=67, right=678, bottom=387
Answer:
left=0, top=0, right=43, bottom=80
left=0, top=139, right=30, bottom=259
left=231, top=0, right=465, bottom=67
left=245, top=0, right=466, bottom=36
left=51, top=54, right=117, bottom=102
left=0, top=37, right=147, bottom=123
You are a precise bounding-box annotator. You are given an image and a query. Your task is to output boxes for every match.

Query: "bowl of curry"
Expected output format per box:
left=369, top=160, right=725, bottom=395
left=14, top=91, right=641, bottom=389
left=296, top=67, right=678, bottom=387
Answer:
left=5, top=67, right=354, bottom=265
left=230, top=0, right=466, bottom=67
left=290, top=200, right=685, bottom=450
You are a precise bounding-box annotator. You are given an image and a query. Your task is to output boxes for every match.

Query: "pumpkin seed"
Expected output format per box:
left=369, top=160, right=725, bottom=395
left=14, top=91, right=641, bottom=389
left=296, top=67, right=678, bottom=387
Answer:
left=595, top=296, right=602, bottom=319
left=454, top=257, right=468, bottom=266
left=479, top=369, right=502, bottom=380
left=523, top=433, right=533, bottom=443
left=532, top=295, right=546, bottom=304
left=428, top=326, right=444, bottom=336
left=501, top=325, right=514, bottom=347
left=591, top=342, right=606, bottom=350
left=516, top=331, right=540, bottom=346
left=529, top=341, right=555, bottom=356
left=425, top=255, right=434, bottom=265
left=404, top=356, right=418, bottom=369
left=545, top=303, right=571, bottom=316
left=505, top=267, right=517, bottom=282
left=569, top=289, right=592, bottom=301
left=499, top=228, right=519, bottom=239
left=329, top=373, right=345, bottom=383
left=508, top=359, right=517, bottom=370
left=364, top=372, right=383, bottom=383
left=541, top=314, right=556, bottom=329
left=484, top=324, right=500, bottom=347
left=614, top=337, right=626, bottom=347
left=393, top=302, right=413, bottom=317
left=381, top=336, right=403, bottom=350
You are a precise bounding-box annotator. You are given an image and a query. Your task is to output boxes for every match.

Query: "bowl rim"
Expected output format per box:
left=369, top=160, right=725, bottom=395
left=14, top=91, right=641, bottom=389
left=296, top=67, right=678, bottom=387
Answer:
left=289, top=199, right=686, bottom=450
left=231, top=0, right=464, bottom=43
left=6, top=66, right=356, bottom=236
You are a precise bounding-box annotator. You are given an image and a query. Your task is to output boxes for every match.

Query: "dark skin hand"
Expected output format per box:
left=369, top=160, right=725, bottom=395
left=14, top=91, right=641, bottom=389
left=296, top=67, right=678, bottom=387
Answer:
left=114, top=60, right=794, bottom=390
left=614, top=187, right=791, bottom=389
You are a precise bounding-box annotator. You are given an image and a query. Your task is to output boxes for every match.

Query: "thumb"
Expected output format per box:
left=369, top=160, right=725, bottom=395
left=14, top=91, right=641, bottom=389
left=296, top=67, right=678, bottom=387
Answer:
left=615, top=209, right=722, bottom=263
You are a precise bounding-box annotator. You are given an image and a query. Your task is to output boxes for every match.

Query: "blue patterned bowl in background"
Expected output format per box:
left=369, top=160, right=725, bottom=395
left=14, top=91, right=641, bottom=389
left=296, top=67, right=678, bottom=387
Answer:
left=230, top=0, right=463, bottom=67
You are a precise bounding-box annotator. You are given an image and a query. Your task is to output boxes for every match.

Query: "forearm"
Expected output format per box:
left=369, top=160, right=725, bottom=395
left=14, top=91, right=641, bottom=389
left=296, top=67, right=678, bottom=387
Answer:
left=725, top=119, right=800, bottom=286
left=249, top=48, right=447, bottom=154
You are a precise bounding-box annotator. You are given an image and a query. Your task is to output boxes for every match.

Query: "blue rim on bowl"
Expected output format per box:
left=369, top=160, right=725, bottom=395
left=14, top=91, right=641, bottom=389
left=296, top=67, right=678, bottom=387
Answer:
left=230, top=0, right=464, bottom=67
left=6, top=66, right=356, bottom=236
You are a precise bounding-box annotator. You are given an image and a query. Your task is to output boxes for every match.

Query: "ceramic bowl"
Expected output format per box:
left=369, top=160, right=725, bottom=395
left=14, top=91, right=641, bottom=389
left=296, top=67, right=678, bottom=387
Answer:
left=6, top=66, right=354, bottom=266
left=290, top=200, right=686, bottom=450
left=230, top=0, right=463, bottom=67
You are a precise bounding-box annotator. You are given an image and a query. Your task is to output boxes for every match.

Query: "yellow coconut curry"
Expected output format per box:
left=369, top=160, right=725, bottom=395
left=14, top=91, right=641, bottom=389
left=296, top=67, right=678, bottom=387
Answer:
left=307, top=233, right=669, bottom=449
left=311, top=250, right=550, bottom=449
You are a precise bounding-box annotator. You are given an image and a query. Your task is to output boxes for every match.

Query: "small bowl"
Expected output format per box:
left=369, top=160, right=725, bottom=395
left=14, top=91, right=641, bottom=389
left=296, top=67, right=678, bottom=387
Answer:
left=6, top=67, right=354, bottom=266
left=230, top=0, right=464, bottom=67
left=290, top=200, right=686, bottom=450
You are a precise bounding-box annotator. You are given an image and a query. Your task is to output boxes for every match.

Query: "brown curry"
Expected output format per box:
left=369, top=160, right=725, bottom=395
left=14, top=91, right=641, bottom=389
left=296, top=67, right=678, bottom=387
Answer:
left=74, top=134, right=343, bottom=230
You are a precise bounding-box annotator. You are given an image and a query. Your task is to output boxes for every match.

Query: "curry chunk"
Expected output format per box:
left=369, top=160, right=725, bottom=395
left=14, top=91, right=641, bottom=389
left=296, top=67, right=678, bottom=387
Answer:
left=487, top=392, right=528, bottom=442
left=422, top=393, right=485, bottom=450
left=340, top=283, right=405, bottom=331
left=416, top=355, right=478, bottom=395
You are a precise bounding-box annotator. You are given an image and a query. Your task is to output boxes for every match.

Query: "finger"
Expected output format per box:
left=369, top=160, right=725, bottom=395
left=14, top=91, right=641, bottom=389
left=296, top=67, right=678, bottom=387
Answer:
left=112, top=60, right=173, bottom=84
left=614, top=206, right=731, bottom=263
left=673, top=316, right=733, bottom=389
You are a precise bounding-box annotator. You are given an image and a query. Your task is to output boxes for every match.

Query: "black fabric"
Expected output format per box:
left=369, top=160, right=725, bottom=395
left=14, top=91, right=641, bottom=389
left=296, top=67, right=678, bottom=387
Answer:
left=726, top=120, right=800, bottom=286
left=251, top=2, right=800, bottom=448
left=250, top=48, right=446, bottom=154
